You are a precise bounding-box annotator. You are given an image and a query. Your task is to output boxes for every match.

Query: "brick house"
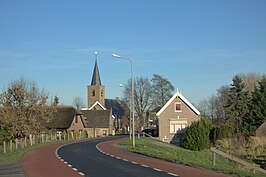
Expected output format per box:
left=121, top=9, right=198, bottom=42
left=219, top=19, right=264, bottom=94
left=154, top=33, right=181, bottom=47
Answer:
left=156, top=90, right=200, bottom=145
left=46, top=106, right=86, bottom=137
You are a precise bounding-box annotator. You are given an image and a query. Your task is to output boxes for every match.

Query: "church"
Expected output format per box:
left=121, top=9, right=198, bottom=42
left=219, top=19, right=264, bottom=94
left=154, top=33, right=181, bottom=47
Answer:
left=81, top=53, right=129, bottom=136
left=46, top=53, right=129, bottom=138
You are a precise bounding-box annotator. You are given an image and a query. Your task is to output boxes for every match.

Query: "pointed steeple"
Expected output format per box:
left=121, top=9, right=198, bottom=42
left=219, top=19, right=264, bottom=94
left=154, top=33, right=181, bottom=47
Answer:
left=91, top=51, right=102, bottom=85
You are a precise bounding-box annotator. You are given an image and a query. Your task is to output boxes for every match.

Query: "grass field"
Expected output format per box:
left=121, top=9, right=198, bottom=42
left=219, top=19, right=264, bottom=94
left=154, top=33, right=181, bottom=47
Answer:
left=120, top=138, right=266, bottom=177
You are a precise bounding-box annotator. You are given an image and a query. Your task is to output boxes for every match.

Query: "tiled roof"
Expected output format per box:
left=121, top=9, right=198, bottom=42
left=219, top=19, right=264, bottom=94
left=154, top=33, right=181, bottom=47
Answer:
left=81, top=109, right=111, bottom=128
left=46, top=106, right=83, bottom=129
left=105, top=99, right=127, bottom=117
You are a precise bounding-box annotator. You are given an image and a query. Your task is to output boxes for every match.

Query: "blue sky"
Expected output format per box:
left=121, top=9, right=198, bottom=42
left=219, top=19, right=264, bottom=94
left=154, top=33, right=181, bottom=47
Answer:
left=0, top=0, right=265, bottom=106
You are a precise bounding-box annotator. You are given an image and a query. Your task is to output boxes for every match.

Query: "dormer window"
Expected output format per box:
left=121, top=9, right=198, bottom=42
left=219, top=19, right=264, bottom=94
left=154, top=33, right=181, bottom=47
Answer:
left=175, top=102, right=182, bottom=112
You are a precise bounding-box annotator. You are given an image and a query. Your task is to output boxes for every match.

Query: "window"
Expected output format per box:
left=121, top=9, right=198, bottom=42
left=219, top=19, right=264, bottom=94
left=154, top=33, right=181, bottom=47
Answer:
left=170, top=120, right=187, bottom=134
left=75, top=116, right=78, bottom=123
left=175, top=102, right=182, bottom=112
left=101, top=90, right=103, bottom=97
left=92, top=90, right=95, bottom=96
left=103, top=130, right=107, bottom=136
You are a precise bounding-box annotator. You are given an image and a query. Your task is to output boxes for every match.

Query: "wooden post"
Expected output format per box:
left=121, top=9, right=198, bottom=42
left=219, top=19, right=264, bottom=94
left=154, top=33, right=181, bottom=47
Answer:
left=213, top=151, right=216, bottom=166
left=24, top=137, right=27, bottom=147
left=33, top=135, right=35, bottom=145
left=30, top=134, right=33, bottom=146
left=20, top=138, right=23, bottom=148
left=3, top=141, right=6, bottom=153
left=15, top=139, right=18, bottom=150
left=10, top=140, right=12, bottom=152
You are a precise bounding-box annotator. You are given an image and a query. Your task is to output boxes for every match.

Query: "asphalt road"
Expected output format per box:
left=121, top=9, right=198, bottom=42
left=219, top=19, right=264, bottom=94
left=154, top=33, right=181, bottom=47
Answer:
left=57, top=136, right=178, bottom=177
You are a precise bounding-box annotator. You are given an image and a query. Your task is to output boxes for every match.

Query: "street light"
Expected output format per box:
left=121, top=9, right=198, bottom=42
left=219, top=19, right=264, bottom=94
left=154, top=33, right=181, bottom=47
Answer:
left=112, top=53, right=135, bottom=147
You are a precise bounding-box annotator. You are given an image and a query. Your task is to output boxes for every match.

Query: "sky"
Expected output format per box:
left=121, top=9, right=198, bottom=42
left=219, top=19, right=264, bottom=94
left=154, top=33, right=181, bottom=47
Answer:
left=0, top=0, right=266, bottom=107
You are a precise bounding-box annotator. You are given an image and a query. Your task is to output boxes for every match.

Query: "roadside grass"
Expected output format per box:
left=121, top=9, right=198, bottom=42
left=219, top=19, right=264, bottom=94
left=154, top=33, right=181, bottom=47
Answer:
left=120, top=138, right=265, bottom=177
left=0, top=141, right=63, bottom=164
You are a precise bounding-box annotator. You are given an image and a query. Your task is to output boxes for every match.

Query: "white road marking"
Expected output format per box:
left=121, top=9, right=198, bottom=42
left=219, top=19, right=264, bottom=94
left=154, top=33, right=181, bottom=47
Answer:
left=95, top=140, right=180, bottom=177
left=168, top=172, right=179, bottom=176
left=141, top=164, right=149, bottom=168
left=78, top=172, right=85, bottom=176
left=153, top=168, right=162, bottom=172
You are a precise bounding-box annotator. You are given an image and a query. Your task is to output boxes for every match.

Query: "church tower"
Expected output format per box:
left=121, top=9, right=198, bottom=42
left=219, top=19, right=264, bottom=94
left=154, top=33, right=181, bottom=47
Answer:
left=87, top=52, right=105, bottom=108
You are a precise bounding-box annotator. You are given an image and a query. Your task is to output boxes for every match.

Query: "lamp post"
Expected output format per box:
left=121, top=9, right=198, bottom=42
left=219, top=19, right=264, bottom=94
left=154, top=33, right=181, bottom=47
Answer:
left=112, top=53, right=135, bottom=147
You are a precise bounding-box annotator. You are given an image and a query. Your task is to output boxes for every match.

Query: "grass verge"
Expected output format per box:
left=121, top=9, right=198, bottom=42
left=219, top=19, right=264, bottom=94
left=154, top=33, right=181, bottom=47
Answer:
left=120, top=138, right=265, bottom=177
left=0, top=141, right=63, bottom=164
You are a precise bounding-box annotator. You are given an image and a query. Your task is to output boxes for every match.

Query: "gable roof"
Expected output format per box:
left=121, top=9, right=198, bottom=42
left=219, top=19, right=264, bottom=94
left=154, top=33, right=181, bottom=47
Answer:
left=91, top=60, right=102, bottom=86
left=156, top=90, right=200, bottom=117
left=86, top=101, right=106, bottom=110
left=105, top=99, right=127, bottom=117
left=81, top=109, right=111, bottom=128
left=46, top=106, right=83, bottom=129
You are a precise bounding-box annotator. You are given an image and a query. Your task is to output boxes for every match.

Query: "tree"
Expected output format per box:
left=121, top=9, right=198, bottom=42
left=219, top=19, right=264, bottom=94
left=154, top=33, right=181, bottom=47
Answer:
left=52, top=95, right=59, bottom=106
left=0, top=78, right=54, bottom=138
left=182, top=118, right=212, bottom=151
left=197, top=85, right=229, bottom=124
left=72, top=97, right=85, bottom=110
left=239, top=72, right=262, bottom=97
left=225, top=75, right=249, bottom=134
left=151, top=74, right=175, bottom=107
left=243, top=76, right=266, bottom=135
left=122, top=76, right=152, bottom=128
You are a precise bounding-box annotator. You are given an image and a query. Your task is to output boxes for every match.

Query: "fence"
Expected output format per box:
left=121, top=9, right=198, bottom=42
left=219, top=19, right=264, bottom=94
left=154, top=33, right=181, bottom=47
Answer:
left=211, top=147, right=266, bottom=174
left=0, top=131, right=87, bottom=154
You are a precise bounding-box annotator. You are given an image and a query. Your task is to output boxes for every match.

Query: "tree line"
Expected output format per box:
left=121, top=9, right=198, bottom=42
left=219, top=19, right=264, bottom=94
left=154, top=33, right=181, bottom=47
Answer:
left=197, top=73, right=266, bottom=135
left=184, top=73, right=266, bottom=151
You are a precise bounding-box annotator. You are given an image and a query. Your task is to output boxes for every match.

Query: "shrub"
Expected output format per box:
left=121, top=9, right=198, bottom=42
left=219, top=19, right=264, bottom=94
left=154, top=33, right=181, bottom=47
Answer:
left=182, top=118, right=212, bottom=151
left=210, top=124, right=233, bottom=143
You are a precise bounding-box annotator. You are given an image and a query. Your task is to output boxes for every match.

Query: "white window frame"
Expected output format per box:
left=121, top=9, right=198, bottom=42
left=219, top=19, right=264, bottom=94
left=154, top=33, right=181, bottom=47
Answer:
left=175, top=102, right=182, bottom=112
left=169, top=120, right=187, bottom=134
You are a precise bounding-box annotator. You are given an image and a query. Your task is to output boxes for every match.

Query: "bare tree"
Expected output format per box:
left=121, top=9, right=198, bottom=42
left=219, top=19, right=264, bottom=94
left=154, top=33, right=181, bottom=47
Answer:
left=151, top=74, right=175, bottom=108
left=72, top=97, right=85, bottom=110
left=0, top=78, right=54, bottom=138
left=197, top=85, right=230, bottom=124
left=239, top=73, right=262, bottom=96
left=122, top=76, right=152, bottom=129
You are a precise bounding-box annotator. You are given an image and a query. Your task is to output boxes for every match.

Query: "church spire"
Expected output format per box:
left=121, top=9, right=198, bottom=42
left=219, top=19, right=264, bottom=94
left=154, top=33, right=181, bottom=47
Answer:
left=91, top=51, right=102, bottom=85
